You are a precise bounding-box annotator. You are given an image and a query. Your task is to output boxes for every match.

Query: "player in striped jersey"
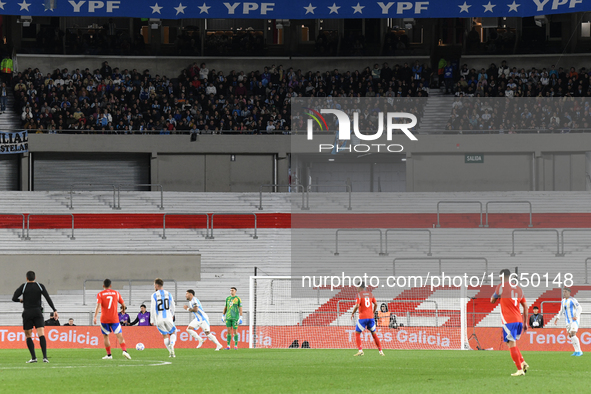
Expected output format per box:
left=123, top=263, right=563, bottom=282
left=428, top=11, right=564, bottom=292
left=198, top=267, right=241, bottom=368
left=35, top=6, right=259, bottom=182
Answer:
left=150, top=278, right=177, bottom=358
left=183, top=290, right=223, bottom=351
left=552, top=287, right=583, bottom=356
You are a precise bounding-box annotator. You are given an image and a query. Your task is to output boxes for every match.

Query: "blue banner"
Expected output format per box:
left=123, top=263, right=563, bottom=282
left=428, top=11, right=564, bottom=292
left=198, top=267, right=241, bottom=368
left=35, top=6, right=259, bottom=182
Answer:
left=0, top=131, right=28, bottom=154
left=1, top=0, right=586, bottom=19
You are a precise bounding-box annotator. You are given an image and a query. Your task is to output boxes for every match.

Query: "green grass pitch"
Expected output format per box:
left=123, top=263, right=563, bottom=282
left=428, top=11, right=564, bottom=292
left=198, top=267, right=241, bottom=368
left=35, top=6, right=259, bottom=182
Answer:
left=0, top=348, right=589, bottom=393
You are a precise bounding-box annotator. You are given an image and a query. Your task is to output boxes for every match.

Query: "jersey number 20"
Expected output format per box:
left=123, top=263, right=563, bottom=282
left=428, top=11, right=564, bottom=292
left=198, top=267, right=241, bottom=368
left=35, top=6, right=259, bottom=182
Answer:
left=157, top=298, right=170, bottom=311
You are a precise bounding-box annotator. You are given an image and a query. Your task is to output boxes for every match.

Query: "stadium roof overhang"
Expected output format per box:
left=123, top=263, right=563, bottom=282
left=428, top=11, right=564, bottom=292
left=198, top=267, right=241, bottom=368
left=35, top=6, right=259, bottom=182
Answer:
left=5, top=0, right=587, bottom=19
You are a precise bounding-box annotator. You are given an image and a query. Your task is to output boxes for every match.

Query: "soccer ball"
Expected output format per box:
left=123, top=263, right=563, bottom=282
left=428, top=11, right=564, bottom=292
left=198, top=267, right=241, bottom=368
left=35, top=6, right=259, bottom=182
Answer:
left=136, top=343, right=145, bottom=351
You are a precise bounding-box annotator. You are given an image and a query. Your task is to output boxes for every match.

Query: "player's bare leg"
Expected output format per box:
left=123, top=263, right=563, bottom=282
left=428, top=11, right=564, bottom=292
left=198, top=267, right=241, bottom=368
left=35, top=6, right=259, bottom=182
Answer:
left=115, top=333, right=131, bottom=359
left=102, top=334, right=113, bottom=359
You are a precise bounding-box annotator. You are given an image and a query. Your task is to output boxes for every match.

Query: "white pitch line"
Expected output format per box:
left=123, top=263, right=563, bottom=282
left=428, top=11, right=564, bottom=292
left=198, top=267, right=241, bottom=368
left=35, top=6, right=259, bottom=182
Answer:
left=0, top=360, right=172, bottom=370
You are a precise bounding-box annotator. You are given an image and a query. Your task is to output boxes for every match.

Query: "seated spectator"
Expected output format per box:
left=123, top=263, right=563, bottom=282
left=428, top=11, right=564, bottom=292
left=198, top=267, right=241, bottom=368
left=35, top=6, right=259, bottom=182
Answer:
left=529, top=306, right=544, bottom=328
left=119, top=305, right=131, bottom=326
left=45, top=312, right=61, bottom=326
left=63, top=318, right=76, bottom=326
left=129, top=304, right=152, bottom=326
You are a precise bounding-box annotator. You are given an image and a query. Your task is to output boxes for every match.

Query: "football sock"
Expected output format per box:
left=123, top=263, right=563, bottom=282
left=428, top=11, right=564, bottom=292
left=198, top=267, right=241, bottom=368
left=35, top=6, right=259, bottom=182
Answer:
left=516, top=348, right=524, bottom=363
left=371, top=333, right=382, bottom=351
left=106, top=346, right=111, bottom=356
left=39, top=335, right=47, bottom=359
left=510, top=347, right=522, bottom=370
left=170, top=333, right=177, bottom=347
left=234, top=334, right=239, bottom=346
left=355, top=332, right=362, bottom=350
left=571, top=336, right=581, bottom=353
left=120, top=343, right=127, bottom=352
left=26, top=337, right=36, bottom=359
left=188, top=329, right=200, bottom=340
left=164, top=338, right=170, bottom=350
left=227, top=333, right=231, bottom=346
left=207, top=334, right=222, bottom=347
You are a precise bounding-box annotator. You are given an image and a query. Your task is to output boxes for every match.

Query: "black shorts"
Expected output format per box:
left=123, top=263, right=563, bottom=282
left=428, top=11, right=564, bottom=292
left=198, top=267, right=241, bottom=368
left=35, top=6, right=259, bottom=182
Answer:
left=22, top=308, right=44, bottom=330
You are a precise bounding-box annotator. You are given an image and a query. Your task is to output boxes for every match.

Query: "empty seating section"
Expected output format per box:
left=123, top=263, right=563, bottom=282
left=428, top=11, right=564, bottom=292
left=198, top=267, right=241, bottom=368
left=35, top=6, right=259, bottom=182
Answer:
left=0, top=190, right=590, bottom=328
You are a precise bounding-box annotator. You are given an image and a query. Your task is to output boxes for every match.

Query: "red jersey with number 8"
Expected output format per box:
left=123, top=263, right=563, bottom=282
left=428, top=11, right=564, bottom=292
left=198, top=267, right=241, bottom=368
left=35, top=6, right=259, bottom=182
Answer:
left=356, top=291, right=376, bottom=319
left=97, top=289, right=123, bottom=324
left=495, top=283, right=525, bottom=324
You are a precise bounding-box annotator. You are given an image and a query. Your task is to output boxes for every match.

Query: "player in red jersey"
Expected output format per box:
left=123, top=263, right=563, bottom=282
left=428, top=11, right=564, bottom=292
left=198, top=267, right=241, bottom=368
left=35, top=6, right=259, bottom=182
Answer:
left=490, top=269, right=529, bottom=376
left=350, top=283, right=384, bottom=357
left=93, top=279, right=131, bottom=360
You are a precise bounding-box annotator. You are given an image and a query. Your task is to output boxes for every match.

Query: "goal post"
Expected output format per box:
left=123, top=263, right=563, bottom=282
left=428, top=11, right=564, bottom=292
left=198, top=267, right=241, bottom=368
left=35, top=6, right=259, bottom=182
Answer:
left=249, top=276, right=469, bottom=350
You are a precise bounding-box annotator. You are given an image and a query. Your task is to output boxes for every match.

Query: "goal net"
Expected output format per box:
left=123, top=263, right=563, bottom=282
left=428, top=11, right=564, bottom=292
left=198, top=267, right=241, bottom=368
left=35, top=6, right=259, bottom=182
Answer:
left=249, top=276, right=468, bottom=349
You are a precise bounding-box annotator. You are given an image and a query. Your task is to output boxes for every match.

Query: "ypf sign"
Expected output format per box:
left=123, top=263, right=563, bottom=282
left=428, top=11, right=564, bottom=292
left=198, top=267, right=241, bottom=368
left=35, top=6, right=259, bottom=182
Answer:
left=305, top=108, right=418, bottom=153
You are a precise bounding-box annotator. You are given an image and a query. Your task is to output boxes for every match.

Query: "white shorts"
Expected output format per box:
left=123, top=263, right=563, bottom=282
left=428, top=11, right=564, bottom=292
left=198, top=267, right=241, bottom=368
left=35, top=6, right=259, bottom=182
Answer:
left=155, top=318, right=176, bottom=335
left=189, top=318, right=210, bottom=332
left=566, top=321, right=579, bottom=333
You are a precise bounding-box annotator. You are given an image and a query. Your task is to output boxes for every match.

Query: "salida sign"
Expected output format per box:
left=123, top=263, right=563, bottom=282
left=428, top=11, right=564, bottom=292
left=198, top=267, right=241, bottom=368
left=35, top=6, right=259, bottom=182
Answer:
left=305, top=108, right=417, bottom=153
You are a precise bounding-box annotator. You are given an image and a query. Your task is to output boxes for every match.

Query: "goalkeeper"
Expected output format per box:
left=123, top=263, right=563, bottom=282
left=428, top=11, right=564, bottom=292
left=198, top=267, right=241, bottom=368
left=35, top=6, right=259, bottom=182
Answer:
left=222, top=287, right=243, bottom=349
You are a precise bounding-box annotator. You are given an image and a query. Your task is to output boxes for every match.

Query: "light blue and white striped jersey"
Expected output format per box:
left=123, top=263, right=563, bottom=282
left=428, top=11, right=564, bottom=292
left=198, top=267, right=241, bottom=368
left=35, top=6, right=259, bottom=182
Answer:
left=189, top=296, right=209, bottom=324
left=558, top=297, right=582, bottom=324
left=150, top=289, right=175, bottom=324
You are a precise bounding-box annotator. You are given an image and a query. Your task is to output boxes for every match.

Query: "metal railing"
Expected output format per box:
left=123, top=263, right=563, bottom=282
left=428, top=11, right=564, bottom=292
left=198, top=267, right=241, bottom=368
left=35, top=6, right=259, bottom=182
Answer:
left=561, top=229, right=591, bottom=255
left=510, top=229, right=561, bottom=257
left=540, top=300, right=562, bottom=317
left=307, top=183, right=352, bottom=211
left=161, top=213, right=210, bottom=239
left=83, top=278, right=178, bottom=305
left=257, top=184, right=307, bottom=211
left=585, top=258, right=591, bottom=284
left=0, top=311, right=95, bottom=326
left=384, top=229, right=432, bottom=256
left=485, top=201, right=533, bottom=228
left=210, top=212, right=258, bottom=239
left=392, top=257, right=489, bottom=277
left=25, top=213, right=75, bottom=240
left=117, top=183, right=164, bottom=210
left=334, top=229, right=384, bottom=256
left=69, top=183, right=117, bottom=210
left=436, top=201, right=483, bottom=228
left=0, top=213, right=26, bottom=239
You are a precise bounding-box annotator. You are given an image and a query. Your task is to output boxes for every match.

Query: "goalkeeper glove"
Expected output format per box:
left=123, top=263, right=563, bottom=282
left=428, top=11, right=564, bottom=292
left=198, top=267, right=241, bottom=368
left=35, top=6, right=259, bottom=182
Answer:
left=221, top=314, right=226, bottom=323
left=239, top=315, right=243, bottom=325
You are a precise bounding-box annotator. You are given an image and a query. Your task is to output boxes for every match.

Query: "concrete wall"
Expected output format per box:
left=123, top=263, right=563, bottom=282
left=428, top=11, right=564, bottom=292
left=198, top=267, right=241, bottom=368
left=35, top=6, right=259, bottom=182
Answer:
left=292, top=134, right=591, bottom=192
left=1, top=254, right=200, bottom=294
left=15, top=133, right=591, bottom=192
left=15, top=54, right=429, bottom=78
left=27, top=135, right=289, bottom=192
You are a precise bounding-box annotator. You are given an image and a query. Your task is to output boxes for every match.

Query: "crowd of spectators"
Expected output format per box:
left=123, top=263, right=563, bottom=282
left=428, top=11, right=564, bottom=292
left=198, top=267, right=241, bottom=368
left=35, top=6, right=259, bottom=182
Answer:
left=13, top=60, right=434, bottom=134
left=440, top=59, right=591, bottom=133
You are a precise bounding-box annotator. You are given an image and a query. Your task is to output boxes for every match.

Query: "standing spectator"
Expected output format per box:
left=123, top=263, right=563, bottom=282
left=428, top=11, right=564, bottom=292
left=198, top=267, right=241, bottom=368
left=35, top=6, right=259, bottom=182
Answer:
left=63, top=318, right=76, bottom=326
left=0, top=82, right=6, bottom=113
left=129, top=304, right=152, bottom=326
left=12, top=271, right=58, bottom=363
left=45, top=311, right=61, bottom=326
left=119, top=305, right=131, bottom=326
left=529, top=306, right=544, bottom=328
left=444, top=61, right=454, bottom=94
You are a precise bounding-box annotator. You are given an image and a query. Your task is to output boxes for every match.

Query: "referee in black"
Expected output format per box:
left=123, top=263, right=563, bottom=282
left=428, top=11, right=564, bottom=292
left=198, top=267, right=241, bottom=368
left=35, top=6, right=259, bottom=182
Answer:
left=12, top=271, right=58, bottom=363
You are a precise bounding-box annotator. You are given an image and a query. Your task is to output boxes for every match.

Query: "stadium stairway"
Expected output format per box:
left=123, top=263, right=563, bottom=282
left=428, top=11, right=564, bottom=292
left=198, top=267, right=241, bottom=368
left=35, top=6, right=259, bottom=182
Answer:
left=418, top=88, right=454, bottom=134
left=0, top=89, right=21, bottom=131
